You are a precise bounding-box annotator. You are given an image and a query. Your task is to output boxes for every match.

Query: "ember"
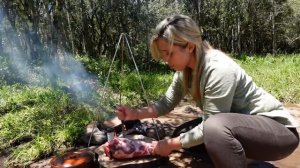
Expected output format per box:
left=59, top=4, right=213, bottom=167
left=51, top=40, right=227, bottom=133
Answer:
left=50, top=150, right=98, bottom=168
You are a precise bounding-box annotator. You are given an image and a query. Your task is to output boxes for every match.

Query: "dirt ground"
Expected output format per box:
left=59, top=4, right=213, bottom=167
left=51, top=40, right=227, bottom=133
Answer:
left=1, top=103, right=300, bottom=168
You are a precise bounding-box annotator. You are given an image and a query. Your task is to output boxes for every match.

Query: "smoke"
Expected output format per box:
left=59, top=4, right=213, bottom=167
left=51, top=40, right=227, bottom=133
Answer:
left=0, top=8, right=115, bottom=120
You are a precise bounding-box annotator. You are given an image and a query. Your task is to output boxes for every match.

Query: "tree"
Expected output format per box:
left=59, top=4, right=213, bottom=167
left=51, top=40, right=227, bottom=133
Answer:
left=0, top=0, right=299, bottom=65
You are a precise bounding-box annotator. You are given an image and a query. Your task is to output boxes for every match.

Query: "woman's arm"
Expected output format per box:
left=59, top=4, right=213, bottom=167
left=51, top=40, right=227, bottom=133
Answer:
left=116, top=104, right=158, bottom=120
left=134, top=104, right=159, bottom=119
left=116, top=72, right=184, bottom=120
left=153, top=136, right=182, bottom=156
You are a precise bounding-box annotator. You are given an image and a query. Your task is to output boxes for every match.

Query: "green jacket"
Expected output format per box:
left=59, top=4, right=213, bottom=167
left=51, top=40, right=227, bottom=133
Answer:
left=154, top=49, right=298, bottom=148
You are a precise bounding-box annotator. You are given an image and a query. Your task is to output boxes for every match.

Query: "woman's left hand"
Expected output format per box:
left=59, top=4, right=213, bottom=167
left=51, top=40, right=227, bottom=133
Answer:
left=152, top=137, right=182, bottom=156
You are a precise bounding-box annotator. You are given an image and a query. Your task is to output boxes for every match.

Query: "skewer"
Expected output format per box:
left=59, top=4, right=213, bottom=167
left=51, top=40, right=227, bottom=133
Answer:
left=120, top=35, right=126, bottom=135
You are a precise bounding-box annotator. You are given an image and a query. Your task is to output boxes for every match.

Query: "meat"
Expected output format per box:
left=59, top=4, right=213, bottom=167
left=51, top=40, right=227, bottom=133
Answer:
left=104, top=137, right=154, bottom=159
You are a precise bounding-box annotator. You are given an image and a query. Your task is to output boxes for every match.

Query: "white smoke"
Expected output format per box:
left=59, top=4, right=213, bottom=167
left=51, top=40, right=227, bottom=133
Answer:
left=0, top=8, right=115, bottom=120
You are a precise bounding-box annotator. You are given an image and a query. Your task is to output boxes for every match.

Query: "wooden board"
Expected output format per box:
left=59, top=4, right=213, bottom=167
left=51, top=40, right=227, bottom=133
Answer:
left=95, top=135, right=168, bottom=168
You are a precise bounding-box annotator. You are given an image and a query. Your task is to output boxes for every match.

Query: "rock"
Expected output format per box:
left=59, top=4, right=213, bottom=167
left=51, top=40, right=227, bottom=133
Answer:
left=81, top=122, right=107, bottom=146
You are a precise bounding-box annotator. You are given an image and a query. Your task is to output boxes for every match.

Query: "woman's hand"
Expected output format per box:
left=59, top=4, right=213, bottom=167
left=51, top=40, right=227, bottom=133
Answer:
left=152, top=137, right=182, bottom=156
left=115, top=105, right=139, bottom=121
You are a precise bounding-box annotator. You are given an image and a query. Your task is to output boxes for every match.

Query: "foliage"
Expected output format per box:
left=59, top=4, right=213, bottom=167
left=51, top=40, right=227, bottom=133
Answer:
left=75, top=54, right=117, bottom=82
left=0, top=85, right=91, bottom=167
left=0, top=0, right=299, bottom=71
left=76, top=54, right=173, bottom=107
left=0, top=54, right=21, bottom=85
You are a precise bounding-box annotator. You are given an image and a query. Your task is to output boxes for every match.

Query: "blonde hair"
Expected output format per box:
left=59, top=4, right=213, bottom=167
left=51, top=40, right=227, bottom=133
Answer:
left=150, top=14, right=212, bottom=101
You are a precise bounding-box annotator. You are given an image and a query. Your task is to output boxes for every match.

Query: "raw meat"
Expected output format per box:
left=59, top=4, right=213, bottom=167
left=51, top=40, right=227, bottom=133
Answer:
left=104, top=137, right=154, bottom=159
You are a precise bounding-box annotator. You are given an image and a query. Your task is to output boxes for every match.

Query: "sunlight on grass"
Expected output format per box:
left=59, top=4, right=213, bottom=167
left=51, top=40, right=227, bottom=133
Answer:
left=236, top=54, right=300, bottom=103
left=0, top=54, right=299, bottom=167
left=0, top=85, right=91, bottom=167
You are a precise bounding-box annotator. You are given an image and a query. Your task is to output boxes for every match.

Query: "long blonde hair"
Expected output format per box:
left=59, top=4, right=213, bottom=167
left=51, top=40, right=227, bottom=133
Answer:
left=150, top=14, right=212, bottom=101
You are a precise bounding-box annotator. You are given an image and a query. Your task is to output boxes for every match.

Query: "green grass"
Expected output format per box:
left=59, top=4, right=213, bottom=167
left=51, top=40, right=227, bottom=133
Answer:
left=0, top=85, right=91, bottom=167
left=0, top=54, right=299, bottom=167
left=0, top=75, right=173, bottom=167
left=76, top=54, right=174, bottom=106
left=235, top=54, right=300, bottom=103
left=116, top=71, right=173, bottom=106
left=77, top=53, right=300, bottom=104
left=120, top=54, right=300, bottom=104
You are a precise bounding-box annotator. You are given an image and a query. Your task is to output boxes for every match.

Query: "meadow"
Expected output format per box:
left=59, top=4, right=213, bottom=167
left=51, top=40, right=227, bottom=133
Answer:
left=236, top=54, right=300, bottom=103
left=0, top=54, right=299, bottom=167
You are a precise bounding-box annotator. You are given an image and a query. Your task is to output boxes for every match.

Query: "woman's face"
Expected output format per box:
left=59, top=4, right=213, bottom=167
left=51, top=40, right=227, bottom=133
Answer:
left=156, top=38, right=195, bottom=71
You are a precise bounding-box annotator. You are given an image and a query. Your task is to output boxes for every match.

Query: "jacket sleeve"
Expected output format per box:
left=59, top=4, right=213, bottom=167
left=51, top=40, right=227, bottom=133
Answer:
left=153, top=71, right=184, bottom=116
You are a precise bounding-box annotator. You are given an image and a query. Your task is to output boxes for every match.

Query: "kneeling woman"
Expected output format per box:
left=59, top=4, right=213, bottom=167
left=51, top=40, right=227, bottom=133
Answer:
left=115, top=14, right=299, bottom=168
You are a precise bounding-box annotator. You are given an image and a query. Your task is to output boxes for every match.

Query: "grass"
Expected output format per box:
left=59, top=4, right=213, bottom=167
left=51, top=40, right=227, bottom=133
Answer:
left=76, top=54, right=174, bottom=107
left=118, top=54, right=300, bottom=105
left=113, top=71, right=173, bottom=106
left=0, top=54, right=299, bottom=167
left=0, top=85, right=91, bottom=167
left=0, top=71, right=173, bottom=167
left=235, top=54, right=300, bottom=103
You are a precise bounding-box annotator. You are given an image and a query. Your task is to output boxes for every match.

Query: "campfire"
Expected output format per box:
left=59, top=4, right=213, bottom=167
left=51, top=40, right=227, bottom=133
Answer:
left=50, top=119, right=166, bottom=168
left=50, top=34, right=165, bottom=168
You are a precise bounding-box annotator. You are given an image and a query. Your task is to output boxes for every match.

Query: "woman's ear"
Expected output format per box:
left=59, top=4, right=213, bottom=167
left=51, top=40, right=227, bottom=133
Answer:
left=187, top=42, right=195, bottom=53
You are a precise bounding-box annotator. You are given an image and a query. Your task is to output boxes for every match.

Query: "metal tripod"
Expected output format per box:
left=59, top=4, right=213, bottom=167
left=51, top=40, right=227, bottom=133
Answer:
left=88, top=33, right=160, bottom=147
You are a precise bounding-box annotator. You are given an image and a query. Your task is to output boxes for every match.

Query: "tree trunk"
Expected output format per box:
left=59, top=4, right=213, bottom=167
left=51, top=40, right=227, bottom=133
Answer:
left=271, top=0, right=276, bottom=56
left=236, top=0, right=241, bottom=55
left=66, top=9, right=75, bottom=55
left=0, top=31, right=3, bottom=55
left=249, top=0, right=255, bottom=54
left=237, top=14, right=241, bottom=55
left=231, top=28, right=234, bottom=53
left=0, top=7, right=2, bottom=55
left=80, top=0, right=87, bottom=54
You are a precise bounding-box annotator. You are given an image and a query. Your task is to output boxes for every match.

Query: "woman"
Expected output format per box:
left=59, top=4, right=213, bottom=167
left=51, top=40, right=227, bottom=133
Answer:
left=115, top=14, right=299, bottom=168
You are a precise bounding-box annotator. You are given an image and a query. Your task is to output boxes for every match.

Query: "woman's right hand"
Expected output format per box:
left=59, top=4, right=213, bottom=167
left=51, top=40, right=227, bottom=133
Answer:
left=115, top=105, right=139, bottom=121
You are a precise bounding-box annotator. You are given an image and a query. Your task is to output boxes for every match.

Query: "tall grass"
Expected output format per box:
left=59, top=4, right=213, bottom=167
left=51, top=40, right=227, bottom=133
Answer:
left=235, top=54, right=300, bottom=103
